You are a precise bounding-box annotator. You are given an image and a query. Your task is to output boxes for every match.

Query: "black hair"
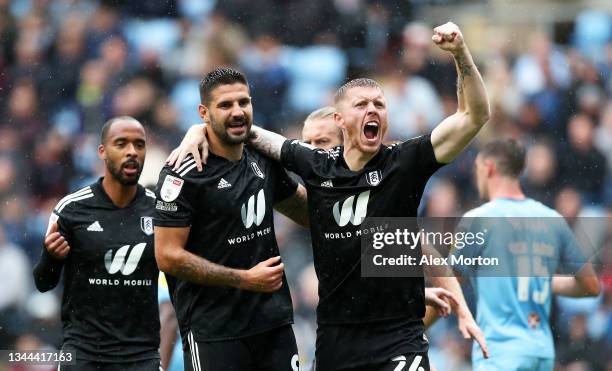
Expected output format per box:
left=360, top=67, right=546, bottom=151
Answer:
left=100, top=116, right=141, bottom=144
left=199, top=67, right=248, bottom=104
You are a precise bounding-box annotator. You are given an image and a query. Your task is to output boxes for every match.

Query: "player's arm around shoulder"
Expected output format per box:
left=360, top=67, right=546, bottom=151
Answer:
left=166, top=123, right=290, bottom=170
left=429, top=22, right=490, bottom=164
left=166, top=123, right=208, bottom=171
left=248, top=125, right=288, bottom=161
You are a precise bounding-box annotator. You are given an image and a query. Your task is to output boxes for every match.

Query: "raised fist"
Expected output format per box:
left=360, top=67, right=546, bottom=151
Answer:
left=432, top=22, right=465, bottom=54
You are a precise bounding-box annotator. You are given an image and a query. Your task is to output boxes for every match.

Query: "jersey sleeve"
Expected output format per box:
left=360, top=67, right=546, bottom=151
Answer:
left=33, top=200, right=75, bottom=292
left=270, top=160, right=299, bottom=203
left=154, top=166, right=200, bottom=228
left=280, top=139, right=329, bottom=179
left=396, top=134, right=445, bottom=178
left=557, top=220, right=587, bottom=275
left=46, top=197, right=75, bottom=240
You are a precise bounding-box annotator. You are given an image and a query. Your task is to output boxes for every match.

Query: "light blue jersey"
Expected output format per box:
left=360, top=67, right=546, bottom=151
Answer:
left=452, top=198, right=585, bottom=368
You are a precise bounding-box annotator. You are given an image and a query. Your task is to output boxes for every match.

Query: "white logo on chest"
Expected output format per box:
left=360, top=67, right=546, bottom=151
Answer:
left=104, top=243, right=147, bottom=275
left=241, top=189, right=266, bottom=228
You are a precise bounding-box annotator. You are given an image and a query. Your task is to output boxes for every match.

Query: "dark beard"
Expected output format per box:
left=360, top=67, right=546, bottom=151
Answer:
left=106, top=158, right=140, bottom=186
left=210, top=115, right=251, bottom=145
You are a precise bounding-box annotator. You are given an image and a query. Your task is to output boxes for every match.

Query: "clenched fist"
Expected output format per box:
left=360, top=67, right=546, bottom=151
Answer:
left=432, top=22, right=465, bottom=55
left=45, top=222, right=70, bottom=259
left=240, top=256, right=285, bottom=293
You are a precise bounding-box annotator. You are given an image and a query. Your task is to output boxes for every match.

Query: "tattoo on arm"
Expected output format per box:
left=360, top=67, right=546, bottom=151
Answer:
left=456, top=54, right=473, bottom=83
left=455, top=54, right=471, bottom=111
left=175, top=252, right=242, bottom=287
left=248, top=126, right=285, bottom=161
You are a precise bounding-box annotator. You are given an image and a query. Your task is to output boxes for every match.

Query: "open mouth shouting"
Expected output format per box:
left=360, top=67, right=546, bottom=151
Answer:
left=362, top=121, right=381, bottom=146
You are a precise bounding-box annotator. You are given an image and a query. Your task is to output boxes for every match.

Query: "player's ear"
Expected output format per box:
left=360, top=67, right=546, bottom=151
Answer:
left=485, top=158, right=495, bottom=177
left=198, top=104, right=209, bottom=122
left=333, top=112, right=345, bottom=129
left=98, top=144, right=106, bottom=160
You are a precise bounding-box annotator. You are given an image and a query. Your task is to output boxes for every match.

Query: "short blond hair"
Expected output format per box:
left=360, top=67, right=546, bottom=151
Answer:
left=334, top=78, right=381, bottom=103
left=304, top=106, right=336, bottom=125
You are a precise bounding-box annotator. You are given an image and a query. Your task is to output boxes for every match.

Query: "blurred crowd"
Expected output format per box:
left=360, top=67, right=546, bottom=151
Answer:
left=0, top=0, right=610, bottom=370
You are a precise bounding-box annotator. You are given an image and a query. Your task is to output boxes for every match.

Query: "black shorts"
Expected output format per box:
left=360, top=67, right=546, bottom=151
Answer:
left=58, top=358, right=161, bottom=371
left=315, top=318, right=428, bottom=371
left=319, top=352, right=430, bottom=371
left=184, top=325, right=299, bottom=371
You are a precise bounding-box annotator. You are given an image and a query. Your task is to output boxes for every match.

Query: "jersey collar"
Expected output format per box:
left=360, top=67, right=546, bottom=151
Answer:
left=337, top=144, right=386, bottom=173
left=94, top=177, right=145, bottom=209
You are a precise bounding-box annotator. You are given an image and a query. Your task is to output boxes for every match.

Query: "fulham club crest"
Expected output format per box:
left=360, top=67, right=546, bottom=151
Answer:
left=366, top=170, right=382, bottom=186
left=141, top=217, right=154, bottom=235
left=161, top=175, right=184, bottom=202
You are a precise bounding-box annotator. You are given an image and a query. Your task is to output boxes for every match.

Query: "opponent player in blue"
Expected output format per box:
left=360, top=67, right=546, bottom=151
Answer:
left=452, top=138, right=601, bottom=371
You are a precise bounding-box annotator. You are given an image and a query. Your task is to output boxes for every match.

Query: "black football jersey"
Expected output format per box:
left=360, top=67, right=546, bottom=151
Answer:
left=33, top=178, right=159, bottom=363
left=154, top=148, right=297, bottom=341
left=280, top=134, right=444, bottom=324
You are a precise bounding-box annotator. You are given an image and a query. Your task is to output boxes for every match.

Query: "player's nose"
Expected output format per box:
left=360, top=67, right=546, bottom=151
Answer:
left=365, top=103, right=380, bottom=118
left=125, top=142, right=138, bottom=157
left=231, top=102, right=245, bottom=117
